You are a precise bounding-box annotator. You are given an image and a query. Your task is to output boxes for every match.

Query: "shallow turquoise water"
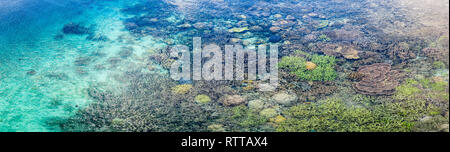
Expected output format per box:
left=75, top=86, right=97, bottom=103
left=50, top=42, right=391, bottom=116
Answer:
left=0, top=0, right=159, bottom=131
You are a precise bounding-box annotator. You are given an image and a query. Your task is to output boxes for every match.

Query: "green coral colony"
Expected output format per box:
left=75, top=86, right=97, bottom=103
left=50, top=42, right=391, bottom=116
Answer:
left=0, top=0, right=448, bottom=132
left=279, top=54, right=337, bottom=81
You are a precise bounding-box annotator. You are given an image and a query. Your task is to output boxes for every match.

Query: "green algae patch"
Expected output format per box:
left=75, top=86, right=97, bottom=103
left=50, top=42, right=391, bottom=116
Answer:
left=277, top=97, right=414, bottom=132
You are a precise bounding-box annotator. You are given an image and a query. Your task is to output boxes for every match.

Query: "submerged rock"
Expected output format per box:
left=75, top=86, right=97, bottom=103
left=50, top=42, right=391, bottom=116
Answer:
left=269, top=26, right=282, bottom=33
left=177, top=23, right=192, bottom=28
left=286, top=15, right=295, bottom=20
left=221, top=95, right=246, bottom=106
left=269, top=35, right=282, bottom=43
left=230, top=38, right=242, bottom=43
left=86, top=33, right=109, bottom=41
left=249, top=26, right=263, bottom=32
left=118, top=47, right=134, bottom=59
left=272, top=92, right=297, bottom=106
left=314, top=20, right=329, bottom=29
left=307, top=12, right=318, bottom=17
left=248, top=99, right=265, bottom=110
left=273, top=14, right=283, bottom=18
left=193, top=22, right=210, bottom=30
left=26, top=69, right=37, bottom=76
left=236, top=21, right=249, bottom=27
left=74, top=56, right=93, bottom=66
left=62, top=22, right=91, bottom=35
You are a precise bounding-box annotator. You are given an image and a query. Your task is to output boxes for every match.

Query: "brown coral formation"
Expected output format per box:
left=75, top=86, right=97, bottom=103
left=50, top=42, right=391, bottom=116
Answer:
left=347, top=72, right=365, bottom=81
left=351, top=51, right=383, bottom=68
left=352, top=63, right=402, bottom=95
left=313, top=43, right=359, bottom=59
left=387, top=42, right=416, bottom=63
left=422, top=47, right=449, bottom=66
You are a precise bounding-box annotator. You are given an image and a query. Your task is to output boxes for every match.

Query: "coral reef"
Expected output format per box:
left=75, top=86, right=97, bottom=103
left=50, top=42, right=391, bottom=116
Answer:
left=387, top=42, right=417, bottom=63
left=352, top=63, right=403, bottom=95
left=62, top=22, right=91, bottom=35
left=347, top=72, right=365, bottom=81
left=223, top=106, right=269, bottom=132
left=394, top=78, right=449, bottom=116
left=60, top=73, right=217, bottom=132
left=312, top=43, right=359, bottom=59
left=33, top=0, right=448, bottom=132
left=422, top=47, right=449, bottom=66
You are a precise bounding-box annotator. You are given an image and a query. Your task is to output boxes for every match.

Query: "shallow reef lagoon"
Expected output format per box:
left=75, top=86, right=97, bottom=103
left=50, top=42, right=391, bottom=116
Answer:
left=0, top=0, right=448, bottom=132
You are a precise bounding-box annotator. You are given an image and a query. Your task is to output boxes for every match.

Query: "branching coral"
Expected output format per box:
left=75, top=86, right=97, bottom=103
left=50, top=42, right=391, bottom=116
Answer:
left=60, top=72, right=217, bottom=132
left=394, top=78, right=449, bottom=116
left=222, top=105, right=268, bottom=132
left=387, top=42, right=417, bottom=63
left=279, top=55, right=337, bottom=81
left=277, top=97, right=413, bottom=132
left=278, top=90, right=446, bottom=132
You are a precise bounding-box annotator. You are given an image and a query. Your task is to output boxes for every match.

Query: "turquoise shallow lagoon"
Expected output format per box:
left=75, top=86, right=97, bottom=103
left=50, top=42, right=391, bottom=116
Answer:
left=0, top=0, right=448, bottom=132
left=0, top=0, right=163, bottom=131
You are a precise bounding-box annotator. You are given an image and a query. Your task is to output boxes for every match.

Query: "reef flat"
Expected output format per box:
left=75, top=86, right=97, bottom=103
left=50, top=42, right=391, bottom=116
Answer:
left=0, top=0, right=448, bottom=132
